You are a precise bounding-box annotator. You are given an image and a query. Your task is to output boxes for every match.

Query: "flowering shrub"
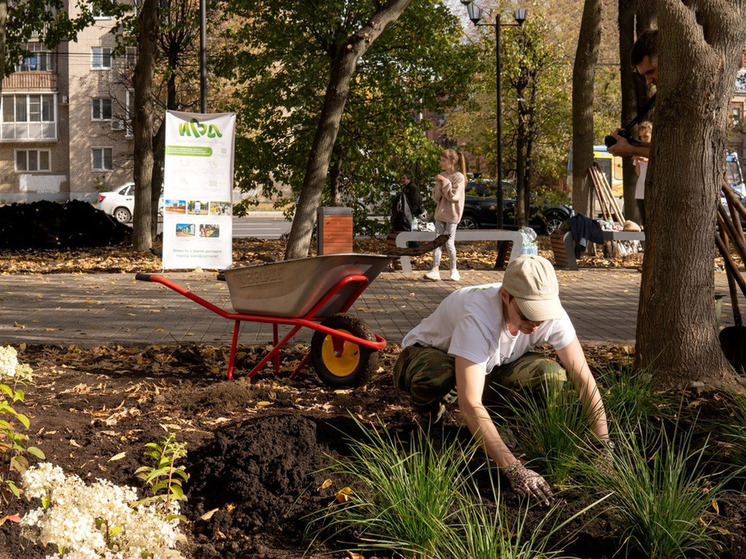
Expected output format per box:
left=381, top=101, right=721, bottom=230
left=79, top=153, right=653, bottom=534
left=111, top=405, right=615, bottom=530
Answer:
left=0, top=345, right=43, bottom=500
left=21, top=463, right=186, bottom=559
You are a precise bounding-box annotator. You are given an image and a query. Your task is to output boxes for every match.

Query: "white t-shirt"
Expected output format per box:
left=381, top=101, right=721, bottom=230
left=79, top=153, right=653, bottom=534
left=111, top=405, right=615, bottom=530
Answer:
left=635, top=159, right=648, bottom=200
left=402, top=283, right=576, bottom=373
left=402, top=283, right=575, bottom=373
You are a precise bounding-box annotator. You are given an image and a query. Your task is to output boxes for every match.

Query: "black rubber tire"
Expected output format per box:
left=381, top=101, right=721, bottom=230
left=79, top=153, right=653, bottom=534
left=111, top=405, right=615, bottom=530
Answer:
left=311, top=313, right=379, bottom=387
left=542, top=210, right=566, bottom=235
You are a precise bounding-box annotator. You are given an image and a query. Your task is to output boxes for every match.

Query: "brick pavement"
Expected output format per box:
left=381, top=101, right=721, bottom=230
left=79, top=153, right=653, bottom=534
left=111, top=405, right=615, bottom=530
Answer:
left=0, top=268, right=737, bottom=349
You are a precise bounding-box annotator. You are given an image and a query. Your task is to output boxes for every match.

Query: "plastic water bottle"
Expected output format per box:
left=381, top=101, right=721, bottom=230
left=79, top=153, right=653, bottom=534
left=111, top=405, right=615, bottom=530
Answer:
left=411, top=217, right=419, bottom=231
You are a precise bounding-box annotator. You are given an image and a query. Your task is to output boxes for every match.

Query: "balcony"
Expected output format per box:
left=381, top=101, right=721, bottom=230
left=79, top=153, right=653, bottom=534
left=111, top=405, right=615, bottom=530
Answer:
left=2, top=72, right=57, bottom=91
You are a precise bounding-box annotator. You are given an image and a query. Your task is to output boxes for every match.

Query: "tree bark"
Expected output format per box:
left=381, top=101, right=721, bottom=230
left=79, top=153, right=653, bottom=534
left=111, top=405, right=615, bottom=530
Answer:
left=284, top=0, right=413, bottom=260
left=636, top=1, right=746, bottom=389
left=571, top=0, right=602, bottom=218
left=132, top=0, right=158, bottom=251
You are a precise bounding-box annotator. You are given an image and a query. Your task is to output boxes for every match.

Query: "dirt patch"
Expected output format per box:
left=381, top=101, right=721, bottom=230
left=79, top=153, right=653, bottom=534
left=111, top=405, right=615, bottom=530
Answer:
left=1, top=343, right=746, bottom=559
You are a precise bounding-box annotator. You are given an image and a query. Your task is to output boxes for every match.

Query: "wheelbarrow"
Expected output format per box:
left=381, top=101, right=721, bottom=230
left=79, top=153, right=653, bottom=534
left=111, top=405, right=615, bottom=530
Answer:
left=136, top=253, right=390, bottom=387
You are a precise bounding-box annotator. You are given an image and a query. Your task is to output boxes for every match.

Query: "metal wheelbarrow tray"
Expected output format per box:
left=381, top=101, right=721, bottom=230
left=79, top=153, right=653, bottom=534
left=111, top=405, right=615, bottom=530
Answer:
left=136, top=253, right=389, bottom=387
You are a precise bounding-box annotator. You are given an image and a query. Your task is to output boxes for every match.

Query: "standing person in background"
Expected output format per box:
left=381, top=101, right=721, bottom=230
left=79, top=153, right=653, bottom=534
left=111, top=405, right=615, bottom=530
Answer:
left=633, top=121, right=653, bottom=226
left=401, top=174, right=423, bottom=223
left=425, top=149, right=466, bottom=282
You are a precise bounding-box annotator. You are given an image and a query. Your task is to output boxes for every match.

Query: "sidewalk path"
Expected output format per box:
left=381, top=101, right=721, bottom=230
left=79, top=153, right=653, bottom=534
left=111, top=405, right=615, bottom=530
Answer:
left=0, top=268, right=736, bottom=349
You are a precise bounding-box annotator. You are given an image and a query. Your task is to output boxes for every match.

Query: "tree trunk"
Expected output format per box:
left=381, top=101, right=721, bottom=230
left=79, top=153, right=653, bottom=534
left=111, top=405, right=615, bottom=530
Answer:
left=284, top=0, right=412, bottom=260
left=151, top=120, right=165, bottom=239
left=636, top=1, right=746, bottom=389
left=571, top=0, right=602, bottom=218
left=618, top=0, right=638, bottom=221
left=132, top=0, right=158, bottom=251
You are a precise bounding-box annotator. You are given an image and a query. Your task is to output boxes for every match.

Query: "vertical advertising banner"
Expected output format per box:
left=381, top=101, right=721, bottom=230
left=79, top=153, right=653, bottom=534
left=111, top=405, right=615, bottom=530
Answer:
left=162, top=111, right=236, bottom=270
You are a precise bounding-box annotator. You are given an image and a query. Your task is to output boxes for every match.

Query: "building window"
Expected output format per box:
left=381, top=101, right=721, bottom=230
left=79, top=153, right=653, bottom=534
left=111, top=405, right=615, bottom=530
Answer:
left=92, top=147, right=113, bottom=171
left=15, top=149, right=51, bottom=172
left=91, top=47, right=112, bottom=70
left=1, top=94, right=56, bottom=140
left=90, top=2, right=112, bottom=18
left=733, top=108, right=741, bottom=124
left=92, top=98, right=112, bottom=120
left=16, top=42, right=55, bottom=72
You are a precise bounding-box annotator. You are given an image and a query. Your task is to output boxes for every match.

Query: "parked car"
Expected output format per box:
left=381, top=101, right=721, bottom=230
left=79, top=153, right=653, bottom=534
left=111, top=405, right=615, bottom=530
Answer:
left=97, top=182, right=163, bottom=224
left=458, top=181, right=573, bottom=235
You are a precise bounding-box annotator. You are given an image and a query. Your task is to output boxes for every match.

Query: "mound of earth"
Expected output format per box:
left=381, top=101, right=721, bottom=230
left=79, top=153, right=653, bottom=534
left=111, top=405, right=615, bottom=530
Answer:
left=0, top=200, right=131, bottom=249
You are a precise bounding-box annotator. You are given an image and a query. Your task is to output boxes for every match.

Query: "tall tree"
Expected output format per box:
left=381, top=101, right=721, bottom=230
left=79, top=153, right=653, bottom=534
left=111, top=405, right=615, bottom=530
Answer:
left=637, top=1, right=746, bottom=388
left=216, top=0, right=476, bottom=247
left=571, top=0, right=602, bottom=217
left=284, top=0, right=413, bottom=259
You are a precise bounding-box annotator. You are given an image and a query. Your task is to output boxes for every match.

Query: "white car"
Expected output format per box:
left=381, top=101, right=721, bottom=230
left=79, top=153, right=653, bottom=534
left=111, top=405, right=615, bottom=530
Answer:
left=97, top=182, right=163, bottom=224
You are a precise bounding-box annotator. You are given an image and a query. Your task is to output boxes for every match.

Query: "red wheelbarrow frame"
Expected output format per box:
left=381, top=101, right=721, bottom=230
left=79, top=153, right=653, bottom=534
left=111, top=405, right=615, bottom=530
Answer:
left=135, top=273, right=386, bottom=380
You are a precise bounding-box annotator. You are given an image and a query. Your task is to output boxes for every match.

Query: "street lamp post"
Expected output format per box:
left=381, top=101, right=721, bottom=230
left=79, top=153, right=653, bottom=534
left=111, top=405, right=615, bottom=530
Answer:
left=460, top=1, right=526, bottom=232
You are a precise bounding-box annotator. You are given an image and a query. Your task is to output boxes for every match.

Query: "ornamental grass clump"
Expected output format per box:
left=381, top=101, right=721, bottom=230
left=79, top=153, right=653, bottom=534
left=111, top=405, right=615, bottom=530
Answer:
left=0, top=345, right=45, bottom=501
left=308, top=419, right=476, bottom=557
left=493, top=380, right=590, bottom=484
left=596, top=361, right=660, bottom=431
left=20, top=462, right=186, bottom=559
left=582, top=419, right=735, bottom=559
left=430, top=467, right=609, bottom=559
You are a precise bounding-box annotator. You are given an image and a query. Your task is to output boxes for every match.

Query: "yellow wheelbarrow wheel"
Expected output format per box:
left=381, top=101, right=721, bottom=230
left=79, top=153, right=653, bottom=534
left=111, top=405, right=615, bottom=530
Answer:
left=311, top=314, right=379, bottom=387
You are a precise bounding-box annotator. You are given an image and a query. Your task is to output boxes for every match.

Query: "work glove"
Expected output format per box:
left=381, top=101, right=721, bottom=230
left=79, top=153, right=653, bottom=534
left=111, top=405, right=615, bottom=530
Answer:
left=504, top=460, right=554, bottom=506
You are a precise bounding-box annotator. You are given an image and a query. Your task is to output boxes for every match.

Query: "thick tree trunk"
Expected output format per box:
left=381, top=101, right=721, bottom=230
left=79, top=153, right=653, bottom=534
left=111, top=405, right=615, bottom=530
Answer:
left=571, top=0, right=602, bottom=218
left=285, top=0, right=412, bottom=260
left=132, top=0, right=158, bottom=251
left=636, top=1, right=746, bottom=389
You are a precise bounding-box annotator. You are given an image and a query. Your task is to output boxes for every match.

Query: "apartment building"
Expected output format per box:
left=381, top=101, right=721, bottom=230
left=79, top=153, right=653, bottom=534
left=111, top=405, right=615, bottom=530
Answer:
left=0, top=1, right=134, bottom=204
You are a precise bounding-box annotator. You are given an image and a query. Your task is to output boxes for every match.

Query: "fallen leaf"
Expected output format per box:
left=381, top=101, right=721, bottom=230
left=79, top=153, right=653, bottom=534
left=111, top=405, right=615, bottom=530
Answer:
left=335, top=487, right=353, bottom=503
left=200, top=508, right=220, bottom=521
left=319, top=479, right=332, bottom=491
left=109, top=452, right=126, bottom=462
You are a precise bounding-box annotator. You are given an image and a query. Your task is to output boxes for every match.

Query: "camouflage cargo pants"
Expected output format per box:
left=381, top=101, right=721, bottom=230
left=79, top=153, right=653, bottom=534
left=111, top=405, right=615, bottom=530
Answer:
left=393, top=344, right=567, bottom=407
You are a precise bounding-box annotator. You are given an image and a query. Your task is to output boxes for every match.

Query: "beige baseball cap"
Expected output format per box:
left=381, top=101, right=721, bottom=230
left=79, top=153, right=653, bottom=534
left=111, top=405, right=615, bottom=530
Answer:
left=502, top=254, right=563, bottom=322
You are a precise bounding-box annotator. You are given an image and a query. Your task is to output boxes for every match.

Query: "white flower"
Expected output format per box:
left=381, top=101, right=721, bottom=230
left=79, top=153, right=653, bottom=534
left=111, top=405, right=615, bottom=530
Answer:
left=0, top=345, right=19, bottom=379
left=20, top=464, right=185, bottom=559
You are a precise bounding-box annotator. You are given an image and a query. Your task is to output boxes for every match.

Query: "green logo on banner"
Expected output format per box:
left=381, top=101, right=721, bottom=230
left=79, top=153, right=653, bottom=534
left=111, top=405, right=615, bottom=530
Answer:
left=178, top=118, right=223, bottom=138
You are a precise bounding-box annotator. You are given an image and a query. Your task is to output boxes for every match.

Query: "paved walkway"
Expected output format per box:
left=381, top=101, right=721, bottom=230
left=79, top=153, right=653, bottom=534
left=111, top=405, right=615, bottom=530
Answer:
left=0, top=267, right=738, bottom=351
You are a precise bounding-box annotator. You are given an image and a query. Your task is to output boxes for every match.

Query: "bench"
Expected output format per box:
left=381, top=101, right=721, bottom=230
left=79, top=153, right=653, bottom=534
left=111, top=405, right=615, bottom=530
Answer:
left=394, top=230, right=524, bottom=273
left=555, top=230, right=645, bottom=270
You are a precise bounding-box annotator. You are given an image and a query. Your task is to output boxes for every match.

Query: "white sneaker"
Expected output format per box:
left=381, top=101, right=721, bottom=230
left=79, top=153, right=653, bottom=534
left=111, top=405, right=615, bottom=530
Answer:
left=449, top=269, right=460, bottom=282
left=424, top=269, right=440, bottom=281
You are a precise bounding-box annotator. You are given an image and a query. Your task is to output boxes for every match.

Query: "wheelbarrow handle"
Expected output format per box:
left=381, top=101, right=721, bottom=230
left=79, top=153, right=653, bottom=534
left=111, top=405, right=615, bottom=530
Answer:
left=136, top=273, right=158, bottom=282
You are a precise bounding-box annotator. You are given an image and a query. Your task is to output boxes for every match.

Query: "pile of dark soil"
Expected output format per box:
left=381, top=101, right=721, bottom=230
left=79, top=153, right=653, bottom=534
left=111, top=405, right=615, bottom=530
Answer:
left=0, top=200, right=131, bottom=249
